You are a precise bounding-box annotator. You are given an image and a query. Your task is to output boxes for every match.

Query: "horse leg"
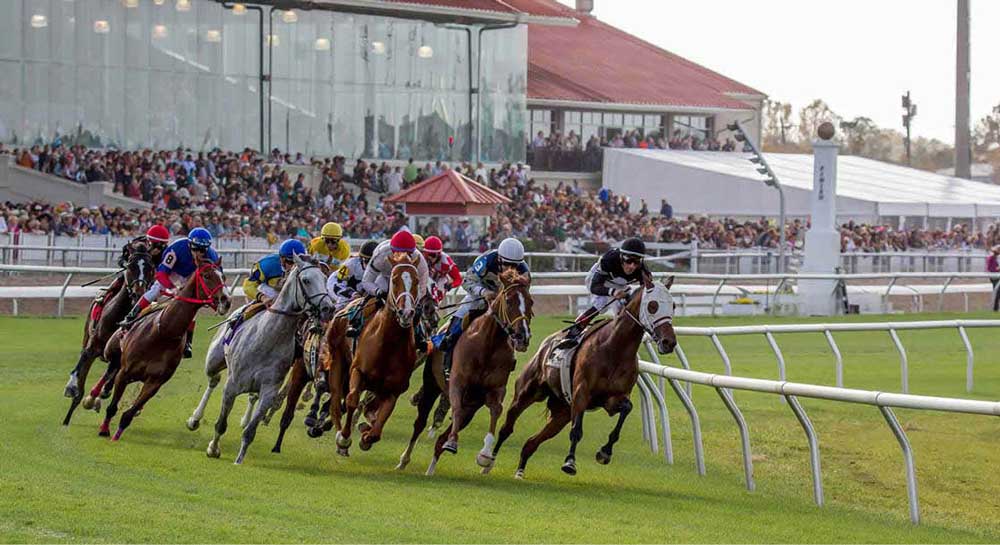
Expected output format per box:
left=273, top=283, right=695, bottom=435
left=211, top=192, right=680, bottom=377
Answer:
left=241, top=393, right=259, bottom=429
left=360, top=393, right=397, bottom=451
left=597, top=397, right=633, bottom=465
left=63, top=348, right=98, bottom=425
left=429, top=395, right=451, bottom=439
left=492, top=379, right=541, bottom=460
left=516, top=401, right=571, bottom=480
left=206, top=380, right=239, bottom=459
left=336, top=367, right=364, bottom=457
left=397, top=371, right=441, bottom=471
left=427, top=403, right=477, bottom=476
left=98, top=365, right=127, bottom=438
left=81, top=359, right=112, bottom=411
left=112, top=380, right=163, bottom=441
left=561, top=393, right=590, bottom=476
left=477, top=388, right=506, bottom=473
left=273, top=362, right=307, bottom=453
left=187, top=373, right=221, bottom=431
left=235, top=387, right=277, bottom=465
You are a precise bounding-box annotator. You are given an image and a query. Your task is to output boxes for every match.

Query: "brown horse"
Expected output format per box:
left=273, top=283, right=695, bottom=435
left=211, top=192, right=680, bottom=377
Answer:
left=489, top=273, right=677, bottom=479
left=397, top=268, right=533, bottom=474
left=334, top=252, right=421, bottom=455
left=99, top=263, right=230, bottom=440
left=62, top=246, right=154, bottom=425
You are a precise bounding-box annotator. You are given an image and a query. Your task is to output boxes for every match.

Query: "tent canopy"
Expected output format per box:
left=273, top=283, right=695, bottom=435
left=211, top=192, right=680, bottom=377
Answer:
left=602, top=149, right=1000, bottom=222
left=386, top=169, right=510, bottom=216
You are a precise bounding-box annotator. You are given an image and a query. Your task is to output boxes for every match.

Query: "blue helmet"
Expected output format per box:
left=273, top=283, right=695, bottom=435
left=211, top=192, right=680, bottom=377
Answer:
left=279, top=239, right=307, bottom=259
left=188, top=227, right=213, bottom=251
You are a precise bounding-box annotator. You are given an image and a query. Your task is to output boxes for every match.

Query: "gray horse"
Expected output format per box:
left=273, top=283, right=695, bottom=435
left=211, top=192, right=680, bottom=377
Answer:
left=186, top=254, right=334, bottom=464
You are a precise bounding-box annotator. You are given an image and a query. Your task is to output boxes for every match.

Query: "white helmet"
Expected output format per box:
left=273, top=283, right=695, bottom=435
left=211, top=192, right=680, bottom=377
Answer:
left=497, top=238, right=525, bottom=264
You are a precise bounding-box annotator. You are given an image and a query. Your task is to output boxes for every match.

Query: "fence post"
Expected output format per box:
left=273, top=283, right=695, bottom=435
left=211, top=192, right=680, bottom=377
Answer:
left=711, top=279, right=728, bottom=317
left=764, top=330, right=786, bottom=381
left=710, top=333, right=732, bottom=375
left=938, top=276, right=954, bottom=312
left=674, top=343, right=693, bottom=397
left=888, top=328, right=909, bottom=394
left=716, top=387, right=754, bottom=491
left=879, top=406, right=920, bottom=524
left=957, top=325, right=974, bottom=393
left=640, top=373, right=673, bottom=464
left=823, top=330, right=843, bottom=387
left=666, top=376, right=705, bottom=475
left=636, top=378, right=654, bottom=449
left=58, top=273, right=74, bottom=318
left=785, top=394, right=824, bottom=507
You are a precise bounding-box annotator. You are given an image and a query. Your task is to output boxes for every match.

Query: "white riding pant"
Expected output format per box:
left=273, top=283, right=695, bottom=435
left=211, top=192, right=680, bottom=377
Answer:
left=453, top=292, right=487, bottom=320
left=141, top=272, right=184, bottom=304
left=583, top=267, right=628, bottom=317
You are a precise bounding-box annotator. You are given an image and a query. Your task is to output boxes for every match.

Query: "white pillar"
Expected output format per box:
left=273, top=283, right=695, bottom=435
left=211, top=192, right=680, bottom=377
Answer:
left=799, top=135, right=840, bottom=315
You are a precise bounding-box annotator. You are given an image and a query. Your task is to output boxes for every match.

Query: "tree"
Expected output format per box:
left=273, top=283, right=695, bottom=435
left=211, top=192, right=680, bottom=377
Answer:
left=762, top=99, right=794, bottom=147
left=797, top=99, right=842, bottom=144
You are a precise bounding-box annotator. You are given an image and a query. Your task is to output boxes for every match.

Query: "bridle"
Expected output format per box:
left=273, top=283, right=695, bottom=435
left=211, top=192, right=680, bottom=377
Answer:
left=167, top=263, right=226, bottom=309
left=490, top=282, right=531, bottom=339
left=125, top=250, right=153, bottom=299
left=622, top=287, right=674, bottom=340
left=387, top=263, right=418, bottom=320
left=268, top=263, right=332, bottom=317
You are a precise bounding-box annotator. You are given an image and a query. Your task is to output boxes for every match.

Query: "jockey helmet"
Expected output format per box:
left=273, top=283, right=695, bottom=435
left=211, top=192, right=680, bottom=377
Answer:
left=423, top=236, right=443, bottom=254
left=620, top=237, right=646, bottom=259
left=146, top=225, right=170, bottom=243
left=412, top=234, right=425, bottom=250
left=321, top=222, right=343, bottom=239
left=279, top=239, right=307, bottom=259
left=390, top=230, right=416, bottom=253
left=359, top=240, right=378, bottom=260
left=497, top=238, right=525, bottom=264
left=188, top=228, right=213, bottom=251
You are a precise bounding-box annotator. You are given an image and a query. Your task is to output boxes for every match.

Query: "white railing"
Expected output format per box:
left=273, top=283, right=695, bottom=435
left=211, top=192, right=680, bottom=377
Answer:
left=634, top=337, right=1000, bottom=525
left=694, top=249, right=988, bottom=275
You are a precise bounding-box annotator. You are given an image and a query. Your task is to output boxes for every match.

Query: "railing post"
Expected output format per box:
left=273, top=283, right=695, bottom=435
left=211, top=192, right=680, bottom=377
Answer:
left=636, top=378, right=656, bottom=453
left=785, top=395, right=824, bottom=507
left=938, top=276, right=954, bottom=312
left=958, top=325, right=974, bottom=393
left=824, top=330, right=844, bottom=387
left=674, top=343, right=693, bottom=397
left=879, top=406, right=920, bottom=524
left=716, top=387, right=755, bottom=491
left=58, top=273, right=73, bottom=318
left=888, top=328, right=909, bottom=394
left=764, top=330, right=786, bottom=381
left=711, top=279, right=727, bottom=317
left=710, top=333, right=732, bottom=375
left=666, top=376, right=705, bottom=475
left=640, top=373, right=673, bottom=464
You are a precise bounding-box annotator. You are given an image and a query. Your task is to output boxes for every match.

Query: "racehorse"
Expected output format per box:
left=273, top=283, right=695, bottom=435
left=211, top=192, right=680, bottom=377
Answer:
left=398, top=268, right=533, bottom=475
left=186, top=254, right=332, bottom=464
left=98, top=263, right=230, bottom=440
left=62, top=246, right=154, bottom=426
left=488, top=273, right=677, bottom=479
left=334, top=252, right=422, bottom=456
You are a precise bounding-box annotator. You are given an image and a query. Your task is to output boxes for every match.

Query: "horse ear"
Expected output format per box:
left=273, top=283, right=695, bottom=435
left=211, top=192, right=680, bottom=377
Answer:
left=293, top=253, right=305, bottom=266
left=641, top=270, right=654, bottom=290
left=662, top=275, right=675, bottom=290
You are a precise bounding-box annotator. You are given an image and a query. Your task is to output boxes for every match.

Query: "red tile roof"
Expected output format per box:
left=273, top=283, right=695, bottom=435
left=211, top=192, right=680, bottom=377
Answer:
left=523, top=0, right=764, bottom=110
left=386, top=170, right=511, bottom=206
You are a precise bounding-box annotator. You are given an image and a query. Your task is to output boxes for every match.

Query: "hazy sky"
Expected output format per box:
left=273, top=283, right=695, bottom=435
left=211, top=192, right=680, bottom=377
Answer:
left=555, top=0, right=1000, bottom=144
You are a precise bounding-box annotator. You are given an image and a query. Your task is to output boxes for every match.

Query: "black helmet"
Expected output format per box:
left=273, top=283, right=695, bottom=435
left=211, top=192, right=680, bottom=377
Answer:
left=620, top=237, right=646, bottom=258
left=360, top=240, right=378, bottom=260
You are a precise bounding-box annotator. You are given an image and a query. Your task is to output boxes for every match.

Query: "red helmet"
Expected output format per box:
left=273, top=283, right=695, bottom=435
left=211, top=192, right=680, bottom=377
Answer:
left=146, top=225, right=170, bottom=243
left=389, top=230, right=416, bottom=253
left=422, top=236, right=443, bottom=254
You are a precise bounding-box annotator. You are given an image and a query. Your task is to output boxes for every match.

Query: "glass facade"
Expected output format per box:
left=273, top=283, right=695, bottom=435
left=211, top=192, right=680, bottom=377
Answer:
left=0, top=0, right=528, bottom=163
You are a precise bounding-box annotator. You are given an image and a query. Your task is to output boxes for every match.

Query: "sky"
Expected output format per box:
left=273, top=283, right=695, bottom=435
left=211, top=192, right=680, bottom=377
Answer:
left=555, top=0, right=1000, bottom=144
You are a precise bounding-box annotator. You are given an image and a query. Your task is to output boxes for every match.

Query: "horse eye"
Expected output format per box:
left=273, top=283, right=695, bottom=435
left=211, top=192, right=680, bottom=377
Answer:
left=647, top=301, right=660, bottom=314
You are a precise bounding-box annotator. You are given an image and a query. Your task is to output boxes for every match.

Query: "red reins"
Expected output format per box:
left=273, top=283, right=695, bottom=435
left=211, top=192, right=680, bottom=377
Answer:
left=165, top=263, right=225, bottom=308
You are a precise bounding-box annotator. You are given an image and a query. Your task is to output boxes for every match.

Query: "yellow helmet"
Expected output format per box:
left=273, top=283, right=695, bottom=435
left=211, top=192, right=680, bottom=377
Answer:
left=321, top=222, right=343, bottom=239
left=412, top=234, right=425, bottom=249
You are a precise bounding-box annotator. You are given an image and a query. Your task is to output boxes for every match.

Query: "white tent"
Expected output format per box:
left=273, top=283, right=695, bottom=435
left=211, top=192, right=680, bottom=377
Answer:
left=602, top=149, right=1000, bottom=225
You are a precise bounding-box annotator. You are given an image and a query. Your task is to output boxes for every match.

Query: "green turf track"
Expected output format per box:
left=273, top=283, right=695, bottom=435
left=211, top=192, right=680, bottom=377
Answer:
left=3, top=311, right=1000, bottom=543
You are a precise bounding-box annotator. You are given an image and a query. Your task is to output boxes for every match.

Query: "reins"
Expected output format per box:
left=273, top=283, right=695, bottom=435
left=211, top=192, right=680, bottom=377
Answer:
left=164, top=263, right=225, bottom=308
left=267, top=263, right=332, bottom=317
left=490, top=282, right=530, bottom=339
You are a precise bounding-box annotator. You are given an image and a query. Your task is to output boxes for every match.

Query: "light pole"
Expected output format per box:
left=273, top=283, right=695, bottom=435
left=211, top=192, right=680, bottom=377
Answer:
left=901, top=91, right=917, bottom=166
left=728, top=121, right=786, bottom=273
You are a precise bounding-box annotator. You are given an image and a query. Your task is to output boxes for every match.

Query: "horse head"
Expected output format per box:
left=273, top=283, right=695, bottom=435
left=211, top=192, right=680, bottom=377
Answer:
left=417, top=293, right=438, bottom=333
left=387, top=251, right=420, bottom=329
left=638, top=272, right=677, bottom=354
left=493, top=268, right=534, bottom=352
left=290, top=254, right=334, bottom=321
left=124, top=244, right=154, bottom=300
left=188, top=262, right=231, bottom=315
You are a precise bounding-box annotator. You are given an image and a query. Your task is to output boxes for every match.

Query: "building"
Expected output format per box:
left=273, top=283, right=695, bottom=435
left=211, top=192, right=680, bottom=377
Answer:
left=0, top=0, right=761, bottom=167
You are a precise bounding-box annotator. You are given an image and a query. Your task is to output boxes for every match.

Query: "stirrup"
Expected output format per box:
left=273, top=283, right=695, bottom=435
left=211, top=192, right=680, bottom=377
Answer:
left=555, top=337, right=579, bottom=351
left=183, top=342, right=193, bottom=359
left=345, top=326, right=360, bottom=338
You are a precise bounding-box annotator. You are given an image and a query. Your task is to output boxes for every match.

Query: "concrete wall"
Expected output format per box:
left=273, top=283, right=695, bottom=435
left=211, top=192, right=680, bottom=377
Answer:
left=0, top=156, right=149, bottom=209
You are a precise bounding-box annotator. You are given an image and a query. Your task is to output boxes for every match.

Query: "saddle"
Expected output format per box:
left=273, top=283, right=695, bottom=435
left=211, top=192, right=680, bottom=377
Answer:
left=223, top=301, right=268, bottom=346
left=545, top=318, right=612, bottom=404
left=298, top=315, right=325, bottom=379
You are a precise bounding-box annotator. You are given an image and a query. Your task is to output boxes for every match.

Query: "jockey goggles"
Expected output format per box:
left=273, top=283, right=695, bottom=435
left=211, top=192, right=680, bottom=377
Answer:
left=621, top=252, right=644, bottom=265
left=324, top=236, right=341, bottom=246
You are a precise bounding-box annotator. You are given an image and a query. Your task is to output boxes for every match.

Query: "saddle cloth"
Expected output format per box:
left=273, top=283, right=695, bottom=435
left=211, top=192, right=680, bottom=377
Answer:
left=544, top=318, right=611, bottom=404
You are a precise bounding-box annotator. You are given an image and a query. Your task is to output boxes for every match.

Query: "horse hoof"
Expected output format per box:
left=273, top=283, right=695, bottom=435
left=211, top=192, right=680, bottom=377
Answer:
left=307, top=426, right=324, bottom=439
left=596, top=449, right=612, bottom=465
left=81, top=396, right=95, bottom=410
left=303, top=414, right=317, bottom=428
left=476, top=453, right=495, bottom=468
left=359, top=439, right=373, bottom=452
left=186, top=418, right=200, bottom=431
left=296, top=402, right=305, bottom=410
left=336, top=446, right=350, bottom=457
left=99, top=388, right=112, bottom=400
left=514, top=469, right=525, bottom=480
left=395, top=460, right=409, bottom=471
left=358, top=421, right=371, bottom=434
left=98, top=428, right=110, bottom=438
left=322, top=420, right=333, bottom=432
left=561, top=459, right=577, bottom=476
left=442, top=440, right=458, bottom=455
left=112, top=429, right=123, bottom=442
left=271, top=446, right=281, bottom=454
left=206, top=443, right=221, bottom=458
left=64, top=384, right=79, bottom=399
left=335, top=431, right=352, bottom=449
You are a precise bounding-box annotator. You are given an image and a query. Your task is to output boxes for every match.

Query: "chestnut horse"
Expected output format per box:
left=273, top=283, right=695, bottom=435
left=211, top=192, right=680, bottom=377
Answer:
left=489, top=273, right=677, bottom=479
left=62, top=246, right=154, bottom=425
left=334, top=252, right=421, bottom=456
left=397, top=269, right=533, bottom=475
left=99, top=263, right=230, bottom=440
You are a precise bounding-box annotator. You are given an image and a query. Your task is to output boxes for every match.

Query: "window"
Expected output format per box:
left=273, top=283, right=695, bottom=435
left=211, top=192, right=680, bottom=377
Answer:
left=530, top=109, right=552, bottom=140
left=672, top=115, right=710, bottom=141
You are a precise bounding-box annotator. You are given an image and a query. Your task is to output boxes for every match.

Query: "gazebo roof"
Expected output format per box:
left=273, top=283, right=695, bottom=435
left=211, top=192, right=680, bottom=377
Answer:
left=386, top=170, right=510, bottom=212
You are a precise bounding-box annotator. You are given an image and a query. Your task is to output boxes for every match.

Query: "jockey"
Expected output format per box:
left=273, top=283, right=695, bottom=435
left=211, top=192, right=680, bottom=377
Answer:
left=421, top=235, right=462, bottom=304
left=431, top=237, right=528, bottom=353
left=346, top=230, right=429, bottom=337
left=121, top=227, right=220, bottom=358
left=98, top=224, right=171, bottom=305
left=243, top=239, right=307, bottom=304
left=308, top=222, right=350, bottom=270
left=327, top=240, right=378, bottom=310
left=555, top=237, right=649, bottom=350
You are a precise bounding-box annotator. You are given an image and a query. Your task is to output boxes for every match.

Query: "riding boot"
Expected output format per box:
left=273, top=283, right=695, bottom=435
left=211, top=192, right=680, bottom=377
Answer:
left=119, top=301, right=143, bottom=329
left=555, top=306, right=600, bottom=350
left=345, top=298, right=368, bottom=338
left=432, top=315, right=463, bottom=352
left=184, top=329, right=195, bottom=359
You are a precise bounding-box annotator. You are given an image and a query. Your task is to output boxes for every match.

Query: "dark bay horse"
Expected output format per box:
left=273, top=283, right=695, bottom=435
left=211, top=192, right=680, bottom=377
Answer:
left=62, top=246, right=154, bottom=425
left=397, top=269, right=533, bottom=475
left=334, top=252, right=421, bottom=455
left=489, top=274, right=677, bottom=479
left=99, top=263, right=230, bottom=440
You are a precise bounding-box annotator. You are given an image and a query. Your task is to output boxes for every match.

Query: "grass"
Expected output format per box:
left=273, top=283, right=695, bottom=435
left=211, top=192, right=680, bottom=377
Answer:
left=2, top=311, right=1000, bottom=543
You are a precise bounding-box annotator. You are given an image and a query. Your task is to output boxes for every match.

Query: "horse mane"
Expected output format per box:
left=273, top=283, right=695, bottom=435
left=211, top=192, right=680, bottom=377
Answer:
left=499, top=267, right=530, bottom=287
